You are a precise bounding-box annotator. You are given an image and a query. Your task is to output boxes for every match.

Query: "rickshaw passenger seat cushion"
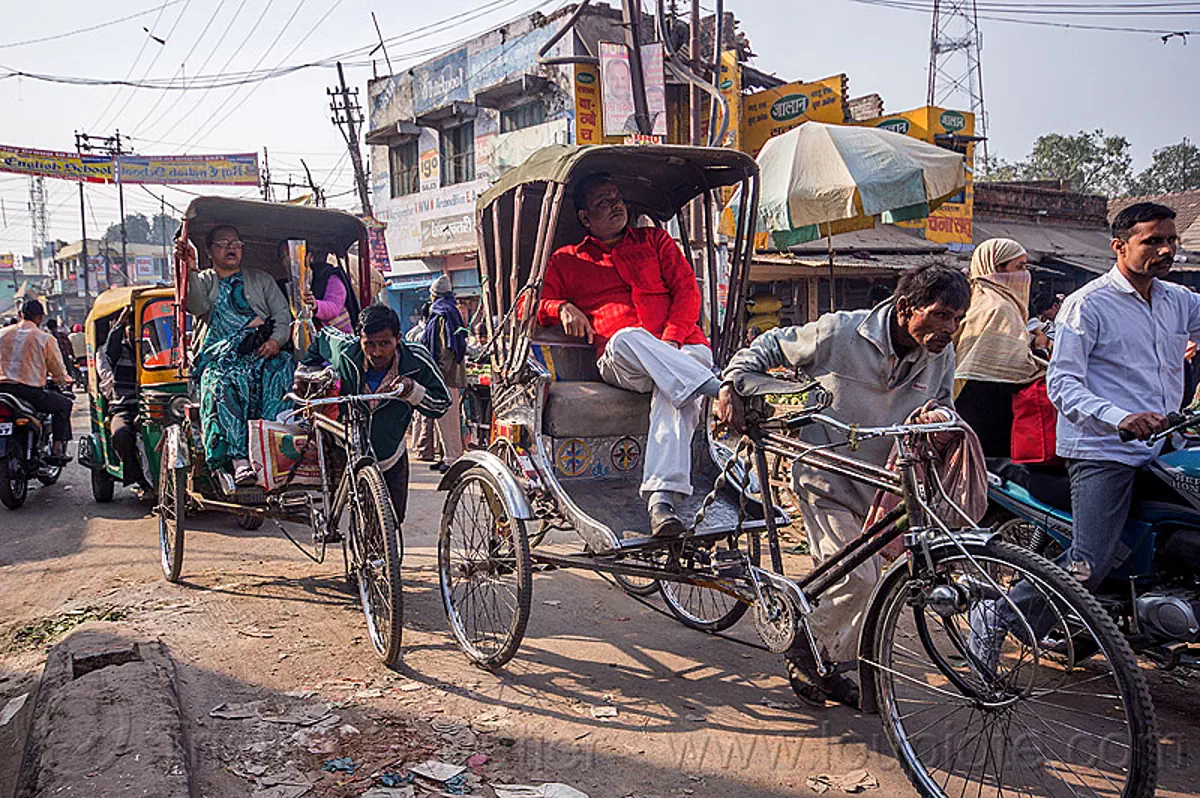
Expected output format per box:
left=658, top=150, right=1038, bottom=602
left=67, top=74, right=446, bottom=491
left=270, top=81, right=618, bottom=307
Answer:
left=543, top=382, right=651, bottom=438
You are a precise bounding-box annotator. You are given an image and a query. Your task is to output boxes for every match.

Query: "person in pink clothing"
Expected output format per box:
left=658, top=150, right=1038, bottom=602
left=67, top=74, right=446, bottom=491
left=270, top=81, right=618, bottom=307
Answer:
left=300, top=248, right=359, bottom=334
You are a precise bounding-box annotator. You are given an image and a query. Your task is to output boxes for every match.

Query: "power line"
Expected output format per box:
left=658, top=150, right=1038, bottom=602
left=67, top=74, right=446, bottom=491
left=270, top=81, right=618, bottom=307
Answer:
left=0, top=1, right=187, bottom=49
left=135, top=0, right=271, bottom=139
left=846, top=0, right=1200, bottom=32
left=170, top=0, right=313, bottom=153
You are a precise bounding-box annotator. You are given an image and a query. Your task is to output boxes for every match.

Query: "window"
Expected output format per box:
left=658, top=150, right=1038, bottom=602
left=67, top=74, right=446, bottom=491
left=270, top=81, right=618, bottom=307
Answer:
left=500, top=102, right=545, bottom=133
left=140, top=298, right=181, bottom=369
left=388, top=140, right=419, bottom=197
left=440, top=122, right=475, bottom=186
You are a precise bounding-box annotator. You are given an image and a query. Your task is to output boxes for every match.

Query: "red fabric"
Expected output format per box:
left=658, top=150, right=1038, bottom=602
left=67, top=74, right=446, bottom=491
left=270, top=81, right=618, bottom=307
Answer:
left=1011, top=377, right=1060, bottom=465
left=536, top=226, right=708, bottom=355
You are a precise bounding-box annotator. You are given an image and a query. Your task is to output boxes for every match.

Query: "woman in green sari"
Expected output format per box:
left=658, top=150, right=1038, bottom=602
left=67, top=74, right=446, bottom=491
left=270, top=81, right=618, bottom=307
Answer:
left=177, top=225, right=294, bottom=486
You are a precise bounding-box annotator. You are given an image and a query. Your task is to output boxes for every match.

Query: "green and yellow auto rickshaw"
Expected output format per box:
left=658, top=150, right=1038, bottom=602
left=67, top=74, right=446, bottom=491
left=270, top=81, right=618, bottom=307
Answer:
left=77, top=285, right=187, bottom=502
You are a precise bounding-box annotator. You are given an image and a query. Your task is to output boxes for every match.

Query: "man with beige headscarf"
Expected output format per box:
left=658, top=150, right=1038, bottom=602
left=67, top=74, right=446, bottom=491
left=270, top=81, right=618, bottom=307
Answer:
left=953, top=237, right=1047, bottom=457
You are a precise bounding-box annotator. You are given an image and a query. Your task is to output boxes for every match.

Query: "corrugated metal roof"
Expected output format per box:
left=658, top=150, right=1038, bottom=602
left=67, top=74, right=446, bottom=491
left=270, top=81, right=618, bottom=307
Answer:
left=973, top=220, right=1112, bottom=262
left=1109, top=190, right=1200, bottom=252
left=786, top=224, right=946, bottom=255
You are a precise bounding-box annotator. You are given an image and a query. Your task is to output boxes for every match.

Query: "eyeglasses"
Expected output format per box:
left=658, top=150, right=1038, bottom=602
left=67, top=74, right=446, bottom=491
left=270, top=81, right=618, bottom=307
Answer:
left=212, top=239, right=244, bottom=250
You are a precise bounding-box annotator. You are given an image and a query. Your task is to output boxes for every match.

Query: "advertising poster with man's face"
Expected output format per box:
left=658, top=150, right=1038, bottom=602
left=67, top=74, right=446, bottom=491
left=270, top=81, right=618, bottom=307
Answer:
left=599, top=42, right=636, bottom=136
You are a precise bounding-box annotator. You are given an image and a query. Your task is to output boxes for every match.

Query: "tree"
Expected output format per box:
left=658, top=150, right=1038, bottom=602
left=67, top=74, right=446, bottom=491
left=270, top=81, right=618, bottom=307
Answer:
left=1128, top=138, right=1200, bottom=195
left=1019, top=130, right=1132, bottom=196
left=104, top=213, right=152, bottom=245
left=149, top=213, right=179, bottom=245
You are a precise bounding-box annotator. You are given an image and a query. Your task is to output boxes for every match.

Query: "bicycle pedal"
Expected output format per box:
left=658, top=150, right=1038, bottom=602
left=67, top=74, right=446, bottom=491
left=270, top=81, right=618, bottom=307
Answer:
left=714, top=549, right=746, bottom=578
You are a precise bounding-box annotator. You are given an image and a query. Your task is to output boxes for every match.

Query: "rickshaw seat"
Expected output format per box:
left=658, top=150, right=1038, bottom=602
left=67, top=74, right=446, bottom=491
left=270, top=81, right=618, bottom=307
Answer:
left=543, top=382, right=650, bottom=438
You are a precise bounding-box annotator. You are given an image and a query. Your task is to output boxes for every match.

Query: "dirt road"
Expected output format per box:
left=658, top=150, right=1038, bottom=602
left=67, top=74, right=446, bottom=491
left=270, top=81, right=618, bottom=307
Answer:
left=2, top=409, right=1199, bottom=797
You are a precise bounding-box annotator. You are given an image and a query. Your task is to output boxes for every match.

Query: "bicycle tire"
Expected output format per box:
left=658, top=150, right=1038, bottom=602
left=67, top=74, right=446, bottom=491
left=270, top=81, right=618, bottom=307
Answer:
left=158, top=465, right=186, bottom=582
left=613, top=572, right=661, bottom=597
left=865, top=536, right=1157, bottom=798
left=439, top=466, right=532, bottom=668
left=349, top=464, right=403, bottom=668
left=659, top=530, right=761, bottom=632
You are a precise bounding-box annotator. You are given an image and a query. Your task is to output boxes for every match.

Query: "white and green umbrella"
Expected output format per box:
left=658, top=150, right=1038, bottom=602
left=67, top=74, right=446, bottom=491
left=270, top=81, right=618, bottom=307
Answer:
left=753, top=121, right=966, bottom=249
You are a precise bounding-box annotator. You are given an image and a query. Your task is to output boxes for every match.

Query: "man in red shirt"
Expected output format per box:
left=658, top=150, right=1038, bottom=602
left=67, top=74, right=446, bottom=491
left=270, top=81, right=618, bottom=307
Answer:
left=537, top=174, right=721, bottom=536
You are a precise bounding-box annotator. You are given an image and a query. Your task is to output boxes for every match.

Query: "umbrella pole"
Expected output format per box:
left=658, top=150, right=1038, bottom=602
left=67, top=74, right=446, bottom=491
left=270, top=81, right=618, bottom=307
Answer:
left=825, top=223, right=836, bottom=314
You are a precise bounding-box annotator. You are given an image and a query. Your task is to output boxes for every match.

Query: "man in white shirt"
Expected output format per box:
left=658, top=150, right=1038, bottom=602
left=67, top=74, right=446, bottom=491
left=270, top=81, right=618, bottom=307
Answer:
left=1047, top=201, right=1196, bottom=589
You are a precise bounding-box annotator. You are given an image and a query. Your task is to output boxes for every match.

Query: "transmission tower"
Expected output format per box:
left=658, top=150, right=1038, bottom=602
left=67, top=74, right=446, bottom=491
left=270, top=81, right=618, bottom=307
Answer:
left=28, top=176, right=48, bottom=276
left=927, top=0, right=988, bottom=163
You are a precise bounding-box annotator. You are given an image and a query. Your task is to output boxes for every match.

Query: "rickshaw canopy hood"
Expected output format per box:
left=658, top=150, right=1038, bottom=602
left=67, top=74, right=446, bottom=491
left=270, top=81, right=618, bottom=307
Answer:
left=182, top=196, right=366, bottom=255
left=477, top=144, right=759, bottom=222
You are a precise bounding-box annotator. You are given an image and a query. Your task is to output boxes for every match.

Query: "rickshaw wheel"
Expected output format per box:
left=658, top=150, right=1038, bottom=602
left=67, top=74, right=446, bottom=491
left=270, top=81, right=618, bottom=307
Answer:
left=659, top=531, right=761, bottom=632
left=613, top=572, right=661, bottom=597
left=348, top=464, right=403, bottom=668
left=90, top=468, right=115, bottom=502
left=236, top=511, right=265, bottom=530
left=158, top=463, right=186, bottom=582
left=439, top=466, right=532, bottom=668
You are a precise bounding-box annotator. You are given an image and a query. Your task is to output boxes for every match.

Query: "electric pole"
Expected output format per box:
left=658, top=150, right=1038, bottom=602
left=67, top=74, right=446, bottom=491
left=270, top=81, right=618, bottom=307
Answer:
left=74, top=132, right=91, bottom=305
left=927, top=0, right=988, bottom=162
left=77, top=131, right=132, bottom=285
left=261, top=147, right=272, bottom=202
left=328, top=62, right=372, bottom=217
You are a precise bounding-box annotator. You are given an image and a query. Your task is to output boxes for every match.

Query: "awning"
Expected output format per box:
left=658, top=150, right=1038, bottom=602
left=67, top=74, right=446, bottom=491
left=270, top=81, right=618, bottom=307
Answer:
left=751, top=251, right=937, bottom=282
left=365, top=121, right=423, bottom=146
left=473, top=75, right=551, bottom=109
left=387, top=258, right=437, bottom=278
left=785, top=224, right=946, bottom=256
left=414, top=102, right=478, bottom=129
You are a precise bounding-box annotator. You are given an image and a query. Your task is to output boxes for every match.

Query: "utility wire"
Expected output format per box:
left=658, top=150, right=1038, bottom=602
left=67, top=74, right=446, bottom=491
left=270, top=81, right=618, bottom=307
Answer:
left=136, top=0, right=271, bottom=140
left=846, top=0, right=1200, bottom=31
left=0, top=1, right=187, bottom=49
left=170, top=0, right=313, bottom=153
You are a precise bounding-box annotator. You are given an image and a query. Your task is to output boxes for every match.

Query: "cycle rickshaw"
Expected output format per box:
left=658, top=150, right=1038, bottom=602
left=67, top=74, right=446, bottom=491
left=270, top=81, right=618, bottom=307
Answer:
left=435, top=144, right=1158, bottom=797
left=155, top=197, right=407, bottom=666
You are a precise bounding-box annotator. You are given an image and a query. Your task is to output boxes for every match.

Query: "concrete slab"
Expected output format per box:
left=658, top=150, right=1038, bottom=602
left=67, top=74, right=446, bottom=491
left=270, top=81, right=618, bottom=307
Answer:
left=14, top=623, right=191, bottom=798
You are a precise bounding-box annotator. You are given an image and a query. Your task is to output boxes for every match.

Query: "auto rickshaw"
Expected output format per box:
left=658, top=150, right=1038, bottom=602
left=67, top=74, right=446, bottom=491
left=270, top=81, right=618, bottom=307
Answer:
left=77, top=285, right=187, bottom=502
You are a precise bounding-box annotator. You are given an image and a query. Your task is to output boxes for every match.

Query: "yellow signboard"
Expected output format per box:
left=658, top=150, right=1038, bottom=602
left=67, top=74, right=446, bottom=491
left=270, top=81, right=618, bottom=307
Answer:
left=856, top=105, right=976, bottom=247
left=0, top=145, right=113, bottom=183
left=717, top=50, right=741, bottom=150
left=0, top=254, right=13, bottom=271
left=741, top=75, right=847, bottom=156
left=573, top=63, right=624, bottom=146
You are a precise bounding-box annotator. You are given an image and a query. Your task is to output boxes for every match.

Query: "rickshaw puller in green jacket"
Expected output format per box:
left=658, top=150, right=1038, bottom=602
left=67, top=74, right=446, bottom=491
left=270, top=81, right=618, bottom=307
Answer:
left=301, top=304, right=451, bottom=521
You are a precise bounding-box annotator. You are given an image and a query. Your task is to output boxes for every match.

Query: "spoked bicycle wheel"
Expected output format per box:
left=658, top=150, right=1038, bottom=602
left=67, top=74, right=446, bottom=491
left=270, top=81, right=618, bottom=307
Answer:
left=865, top=537, right=1156, bottom=798
left=439, top=466, right=532, bottom=668
left=659, top=531, right=761, bottom=632
left=348, top=464, right=403, bottom=667
left=613, top=572, right=660, bottom=597
left=157, top=463, right=186, bottom=582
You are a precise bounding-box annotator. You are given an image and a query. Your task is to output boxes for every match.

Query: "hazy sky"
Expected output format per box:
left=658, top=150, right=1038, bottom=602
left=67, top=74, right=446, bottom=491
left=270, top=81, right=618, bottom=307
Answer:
left=1, top=0, right=1196, bottom=255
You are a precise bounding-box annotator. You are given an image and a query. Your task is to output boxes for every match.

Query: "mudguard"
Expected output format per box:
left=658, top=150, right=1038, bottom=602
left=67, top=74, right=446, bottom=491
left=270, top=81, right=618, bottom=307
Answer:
left=162, top=424, right=188, bottom=471
left=436, top=450, right=534, bottom=520
left=856, top=528, right=997, bottom=715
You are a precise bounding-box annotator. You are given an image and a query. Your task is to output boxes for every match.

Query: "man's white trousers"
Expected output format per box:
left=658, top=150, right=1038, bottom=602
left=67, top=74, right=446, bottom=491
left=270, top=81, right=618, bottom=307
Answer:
left=596, top=327, right=714, bottom=499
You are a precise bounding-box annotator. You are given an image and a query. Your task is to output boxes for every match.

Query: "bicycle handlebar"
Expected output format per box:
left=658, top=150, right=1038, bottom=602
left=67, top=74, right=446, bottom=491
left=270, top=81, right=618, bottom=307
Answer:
left=775, top=411, right=964, bottom=440
left=1118, top=410, right=1200, bottom=444
left=284, top=387, right=408, bottom=408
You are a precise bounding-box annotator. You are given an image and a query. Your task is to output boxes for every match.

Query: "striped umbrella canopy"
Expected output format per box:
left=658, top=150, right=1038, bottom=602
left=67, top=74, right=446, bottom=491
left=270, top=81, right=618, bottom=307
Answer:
left=745, top=121, right=966, bottom=250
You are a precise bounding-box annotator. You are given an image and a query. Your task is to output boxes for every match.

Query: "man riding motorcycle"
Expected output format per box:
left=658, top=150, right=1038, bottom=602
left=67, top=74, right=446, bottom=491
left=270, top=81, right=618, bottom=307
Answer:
left=0, top=299, right=73, bottom=464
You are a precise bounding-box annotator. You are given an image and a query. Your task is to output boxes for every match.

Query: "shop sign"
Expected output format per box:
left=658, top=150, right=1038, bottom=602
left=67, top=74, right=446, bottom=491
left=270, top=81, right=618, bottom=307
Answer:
left=741, top=75, right=846, bottom=155
left=770, top=94, right=810, bottom=122
left=939, top=110, right=967, bottom=132
left=876, top=118, right=911, bottom=135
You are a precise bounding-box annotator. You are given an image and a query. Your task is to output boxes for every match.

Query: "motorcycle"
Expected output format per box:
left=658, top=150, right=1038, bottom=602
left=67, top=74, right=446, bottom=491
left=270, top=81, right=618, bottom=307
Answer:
left=0, top=384, right=66, bottom=509
left=988, top=409, right=1200, bottom=669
